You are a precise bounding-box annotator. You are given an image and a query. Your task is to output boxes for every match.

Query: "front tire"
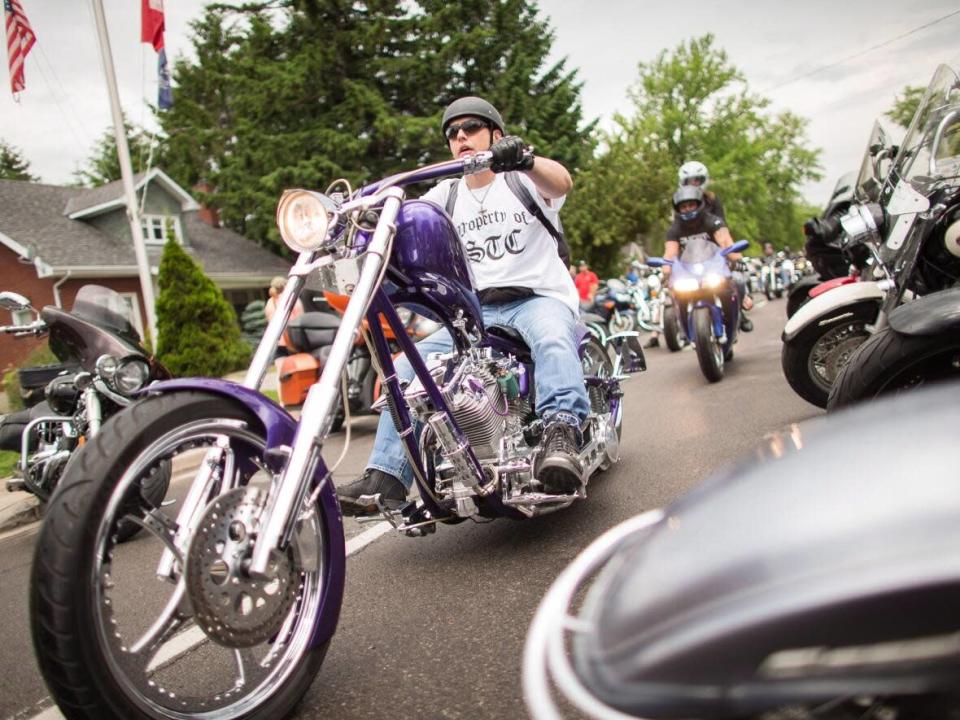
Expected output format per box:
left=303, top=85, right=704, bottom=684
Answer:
left=693, top=306, right=724, bottom=382
left=781, top=302, right=878, bottom=408
left=31, top=390, right=334, bottom=720
left=663, top=305, right=684, bottom=352
left=827, top=328, right=960, bottom=411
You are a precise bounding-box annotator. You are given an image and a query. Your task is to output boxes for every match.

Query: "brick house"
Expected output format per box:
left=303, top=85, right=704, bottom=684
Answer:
left=0, top=168, right=291, bottom=375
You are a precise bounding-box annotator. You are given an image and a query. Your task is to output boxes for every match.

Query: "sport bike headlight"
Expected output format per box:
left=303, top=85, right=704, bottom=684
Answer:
left=703, top=273, right=725, bottom=289
left=673, top=277, right=700, bottom=293
left=276, top=190, right=333, bottom=252
left=113, top=358, right=150, bottom=395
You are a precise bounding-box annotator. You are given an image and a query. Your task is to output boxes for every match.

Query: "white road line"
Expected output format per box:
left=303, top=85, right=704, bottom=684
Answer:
left=26, top=520, right=392, bottom=720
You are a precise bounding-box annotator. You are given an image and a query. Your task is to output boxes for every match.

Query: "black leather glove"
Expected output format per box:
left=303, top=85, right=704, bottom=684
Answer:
left=490, top=135, right=534, bottom=173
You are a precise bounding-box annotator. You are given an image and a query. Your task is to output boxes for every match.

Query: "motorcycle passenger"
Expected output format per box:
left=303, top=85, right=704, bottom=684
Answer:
left=645, top=186, right=750, bottom=349
left=338, top=96, right=589, bottom=514
left=678, top=160, right=725, bottom=222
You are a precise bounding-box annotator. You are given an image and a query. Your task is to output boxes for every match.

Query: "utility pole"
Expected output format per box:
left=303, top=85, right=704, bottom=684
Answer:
left=90, top=0, right=158, bottom=346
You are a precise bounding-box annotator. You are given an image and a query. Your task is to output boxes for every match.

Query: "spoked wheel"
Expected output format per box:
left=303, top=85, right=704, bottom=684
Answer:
left=781, top=302, right=877, bottom=408
left=693, top=306, right=724, bottom=382
left=31, top=391, right=334, bottom=720
left=581, top=336, right=621, bottom=471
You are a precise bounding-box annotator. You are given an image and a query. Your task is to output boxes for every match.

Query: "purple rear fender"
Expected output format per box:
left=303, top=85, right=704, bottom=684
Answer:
left=143, top=377, right=346, bottom=647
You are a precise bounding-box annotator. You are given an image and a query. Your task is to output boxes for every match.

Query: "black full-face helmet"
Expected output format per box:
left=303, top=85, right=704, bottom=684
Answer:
left=672, top=185, right=704, bottom=221
left=441, top=96, right=506, bottom=138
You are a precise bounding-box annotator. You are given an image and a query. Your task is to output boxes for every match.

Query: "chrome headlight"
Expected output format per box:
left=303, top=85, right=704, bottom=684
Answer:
left=95, top=354, right=118, bottom=381
left=276, top=190, right=335, bottom=252
left=114, top=358, right=151, bottom=395
left=673, top=277, right=700, bottom=293
left=839, top=203, right=884, bottom=245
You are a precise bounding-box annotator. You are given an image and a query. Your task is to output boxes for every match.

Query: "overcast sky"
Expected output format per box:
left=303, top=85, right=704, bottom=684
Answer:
left=2, top=0, right=959, bottom=207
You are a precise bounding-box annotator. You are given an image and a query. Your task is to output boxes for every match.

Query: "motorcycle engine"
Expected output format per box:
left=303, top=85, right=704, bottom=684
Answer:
left=404, top=353, right=532, bottom=462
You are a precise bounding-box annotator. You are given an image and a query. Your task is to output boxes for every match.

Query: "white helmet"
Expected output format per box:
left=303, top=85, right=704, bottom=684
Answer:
left=678, top=160, right=709, bottom=188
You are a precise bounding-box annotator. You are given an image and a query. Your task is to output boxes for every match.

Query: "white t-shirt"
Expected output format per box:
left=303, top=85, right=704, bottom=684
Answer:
left=421, top=173, right=579, bottom=315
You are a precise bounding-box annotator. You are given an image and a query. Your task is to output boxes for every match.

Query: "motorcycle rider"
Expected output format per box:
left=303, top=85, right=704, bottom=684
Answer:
left=338, top=96, right=589, bottom=514
left=678, top=160, right=725, bottom=221
left=645, top=186, right=750, bottom=349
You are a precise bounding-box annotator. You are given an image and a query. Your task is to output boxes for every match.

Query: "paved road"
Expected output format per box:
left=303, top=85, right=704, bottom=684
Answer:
left=0, top=297, right=823, bottom=720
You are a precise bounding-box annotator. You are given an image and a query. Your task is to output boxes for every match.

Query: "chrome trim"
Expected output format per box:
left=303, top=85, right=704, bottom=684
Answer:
left=250, top=187, right=406, bottom=575
left=523, top=509, right=665, bottom=720
left=929, top=109, right=960, bottom=177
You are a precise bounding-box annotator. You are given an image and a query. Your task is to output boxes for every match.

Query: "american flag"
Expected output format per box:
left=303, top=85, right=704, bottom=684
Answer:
left=4, top=0, right=35, bottom=96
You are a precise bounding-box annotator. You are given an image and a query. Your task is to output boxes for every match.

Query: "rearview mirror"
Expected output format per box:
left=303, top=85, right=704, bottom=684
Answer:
left=646, top=257, right=666, bottom=267
left=721, top=240, right=750, bottom=255
left=0, top=291, right=33, bottom=312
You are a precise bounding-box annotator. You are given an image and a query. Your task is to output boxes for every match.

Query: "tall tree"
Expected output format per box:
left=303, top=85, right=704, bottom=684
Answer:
left=886, top=85, right=924, bottom=129
left=563, top=34, right=822, bottom=274
left=73, top=121, right=161, bottom=187
left=156, top=0, right=594, bottom=255
left=0, top=139, right=38, bottom=181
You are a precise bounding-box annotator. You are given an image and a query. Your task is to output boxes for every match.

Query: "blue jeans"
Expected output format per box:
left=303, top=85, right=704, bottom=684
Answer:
left=367, top=296, right=590, bottom=489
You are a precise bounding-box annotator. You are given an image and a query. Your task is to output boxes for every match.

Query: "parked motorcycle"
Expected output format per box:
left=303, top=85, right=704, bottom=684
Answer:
left=780, top=118, right=903, bottom=408
left=0, top=285, right=171, bottom=537
left=29, top=149, right=631, bottom=720
left=827, top=64, right=960, bottom=408
left=524, top=381, right=960, bottom=720
left=648, top=238, right=749, bottom=381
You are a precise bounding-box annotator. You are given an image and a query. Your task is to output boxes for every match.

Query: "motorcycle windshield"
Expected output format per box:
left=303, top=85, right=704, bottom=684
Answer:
left=71, top=285, right=140, bottom=342
left=853, top=120, right=893, bottom=203
left=679, top=237, right=722, bottom=266
left=888, top=64, right=960, bottom=191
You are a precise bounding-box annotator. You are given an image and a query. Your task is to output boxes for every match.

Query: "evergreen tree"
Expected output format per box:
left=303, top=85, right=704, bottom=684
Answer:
left=0, top=139, right=38, bottom=181
left=73, top=121, right=160, bottom=187
left=155, top=239, right=250, bottom=377
left=156, top=0, right=593, bottom=255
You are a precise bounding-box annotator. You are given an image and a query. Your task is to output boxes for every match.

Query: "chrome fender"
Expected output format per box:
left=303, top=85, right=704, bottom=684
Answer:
left=782, top=281, right=886, bottom=342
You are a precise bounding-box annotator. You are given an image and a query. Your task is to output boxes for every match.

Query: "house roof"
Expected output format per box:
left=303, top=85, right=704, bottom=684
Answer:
left=64, top=168, right=199, bottom=219
left=0, top=176, right=290, bottom=283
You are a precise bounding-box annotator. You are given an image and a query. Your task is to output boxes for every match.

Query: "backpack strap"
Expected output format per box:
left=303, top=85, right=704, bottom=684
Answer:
left=503, top=171, right=571, bottom=267
left=444, top=178, right=460, bottom=218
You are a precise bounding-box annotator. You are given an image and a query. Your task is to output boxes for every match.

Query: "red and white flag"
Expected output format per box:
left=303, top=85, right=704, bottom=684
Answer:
left=4, top=0, right=35, bottom=97
left=141, top=0, right=165, bottom=51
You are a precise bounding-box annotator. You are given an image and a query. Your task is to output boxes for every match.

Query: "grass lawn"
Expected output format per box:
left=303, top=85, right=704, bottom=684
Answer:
left=0, top=450, right=18, bottom=479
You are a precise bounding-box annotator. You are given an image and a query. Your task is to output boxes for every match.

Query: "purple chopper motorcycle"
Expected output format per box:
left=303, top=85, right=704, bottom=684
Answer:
left=29, top=150, right=629, bottom=719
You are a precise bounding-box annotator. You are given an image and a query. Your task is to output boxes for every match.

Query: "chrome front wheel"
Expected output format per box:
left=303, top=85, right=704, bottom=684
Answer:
left=31, top=391, right=333, bottom=720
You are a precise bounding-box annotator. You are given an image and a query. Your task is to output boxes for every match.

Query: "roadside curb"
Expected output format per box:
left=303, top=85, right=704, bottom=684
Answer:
left=0, top=484, right=42, bottom=533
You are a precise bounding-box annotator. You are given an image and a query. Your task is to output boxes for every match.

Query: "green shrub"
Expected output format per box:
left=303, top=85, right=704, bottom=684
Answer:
left=155, top=240, right=251, bottom=377
left=3, top=342, right=58, bottom=412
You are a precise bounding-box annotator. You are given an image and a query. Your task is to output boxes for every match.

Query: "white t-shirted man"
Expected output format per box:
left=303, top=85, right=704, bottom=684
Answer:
left=422, top=173, right=579, bottom=315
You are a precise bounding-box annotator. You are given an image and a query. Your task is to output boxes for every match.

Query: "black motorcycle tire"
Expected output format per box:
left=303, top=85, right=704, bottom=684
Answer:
left=786, top=277, right=819, bottom=318
left=781, top=302, right=878, bottom=409
left=581, top=336, right=622, bottom=447
left=30, top=390, right=331, bottom=720
left=114, top=458, right=171, bottom=543
left=663, top=305, right=684, bottom=352
left=693, top=306, right=724, bottom=383
left=827, top=328, right=960, bottom=411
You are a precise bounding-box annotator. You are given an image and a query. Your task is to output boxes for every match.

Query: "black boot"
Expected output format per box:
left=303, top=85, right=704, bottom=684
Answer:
left=644, top=335, right=660, bottom=349
left=337, top=468, right=406, bottom=516
left=739, top=314, right=754, bottom=332
left=536, top=422, right=584, bottom=494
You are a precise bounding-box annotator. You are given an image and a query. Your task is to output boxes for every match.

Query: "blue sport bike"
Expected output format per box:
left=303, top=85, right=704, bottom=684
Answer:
left=648, top=238, right=749, bottom=382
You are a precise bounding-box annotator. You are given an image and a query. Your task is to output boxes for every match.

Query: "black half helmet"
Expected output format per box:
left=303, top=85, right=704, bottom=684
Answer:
left=441, top=96, right=506, bottom=138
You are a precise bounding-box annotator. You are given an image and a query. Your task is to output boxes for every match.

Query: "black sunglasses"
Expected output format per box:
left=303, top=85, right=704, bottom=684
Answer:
left=445, top=119, right=489, bottom=141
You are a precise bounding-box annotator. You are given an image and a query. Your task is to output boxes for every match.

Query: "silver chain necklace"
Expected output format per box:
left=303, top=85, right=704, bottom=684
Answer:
left=467, top=178, right=495, bottom=212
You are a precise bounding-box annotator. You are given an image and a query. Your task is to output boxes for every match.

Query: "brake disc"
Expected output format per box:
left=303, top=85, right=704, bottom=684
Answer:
left=185, top=486, right=300, bottom=648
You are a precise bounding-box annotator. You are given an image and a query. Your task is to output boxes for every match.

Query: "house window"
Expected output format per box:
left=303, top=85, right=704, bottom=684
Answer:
left=140, top=215, right=183, bottom=245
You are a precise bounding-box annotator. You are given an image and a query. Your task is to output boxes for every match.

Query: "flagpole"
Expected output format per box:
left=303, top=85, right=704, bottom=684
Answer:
left=90, top=0, right=158, bottom=347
